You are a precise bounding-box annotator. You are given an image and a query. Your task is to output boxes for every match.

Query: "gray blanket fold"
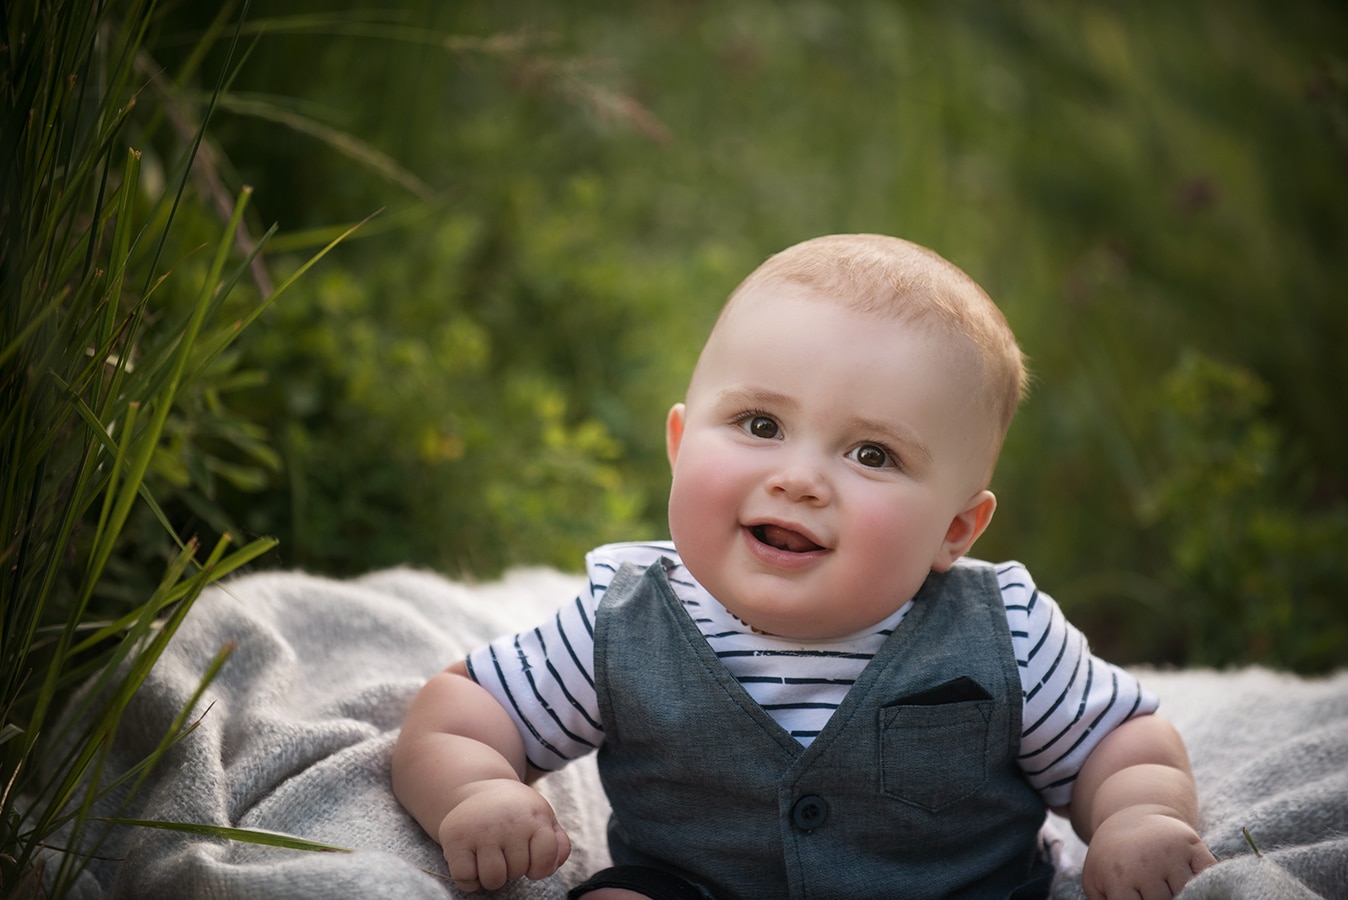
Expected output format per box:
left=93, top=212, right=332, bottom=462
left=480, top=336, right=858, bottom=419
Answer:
left=49, top=568, right=1347, bottom=899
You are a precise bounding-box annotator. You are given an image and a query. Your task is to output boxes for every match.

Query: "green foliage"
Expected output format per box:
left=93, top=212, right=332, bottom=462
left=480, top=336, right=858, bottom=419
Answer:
left=233, top=202, right=669, bottom=576
left=1140, top=354, right=1348, bottom=670
left=140, top=0, right=1347, bottom=672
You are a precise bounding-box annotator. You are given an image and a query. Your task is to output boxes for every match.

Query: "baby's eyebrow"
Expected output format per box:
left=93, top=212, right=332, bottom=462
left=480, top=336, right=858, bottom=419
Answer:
left=715, top=387, right=797, bottom=412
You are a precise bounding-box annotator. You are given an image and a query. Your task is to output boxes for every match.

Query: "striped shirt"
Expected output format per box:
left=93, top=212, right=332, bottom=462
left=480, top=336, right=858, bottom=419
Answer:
left=466, top=542, right=1157, bottom=808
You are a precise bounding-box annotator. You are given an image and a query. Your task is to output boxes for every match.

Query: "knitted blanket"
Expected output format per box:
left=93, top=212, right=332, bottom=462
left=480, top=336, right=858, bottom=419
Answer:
left=51, top=568, right=1348, bottom=899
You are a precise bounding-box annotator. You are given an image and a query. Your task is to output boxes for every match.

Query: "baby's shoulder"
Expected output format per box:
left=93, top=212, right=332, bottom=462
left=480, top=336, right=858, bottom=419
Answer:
left=956, top=558, right=1057, bottom=622
left=953, top=556, right=1034, bottom=592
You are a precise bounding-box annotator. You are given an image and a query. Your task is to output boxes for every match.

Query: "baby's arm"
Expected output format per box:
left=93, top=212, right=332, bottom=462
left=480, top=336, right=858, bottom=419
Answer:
left=1065, top=713, right=1216, bottom=899
left=391, top=661, right=571, bottom=893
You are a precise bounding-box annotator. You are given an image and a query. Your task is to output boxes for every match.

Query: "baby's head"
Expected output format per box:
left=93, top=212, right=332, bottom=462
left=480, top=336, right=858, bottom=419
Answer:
left=665, top=234, right=1028, bottom=639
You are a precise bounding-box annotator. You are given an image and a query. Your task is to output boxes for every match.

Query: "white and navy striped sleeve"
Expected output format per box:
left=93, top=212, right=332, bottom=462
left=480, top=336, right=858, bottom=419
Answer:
left=463, top=542, right=677, bottom=772
left=998, top=561, right=1159, bottom=808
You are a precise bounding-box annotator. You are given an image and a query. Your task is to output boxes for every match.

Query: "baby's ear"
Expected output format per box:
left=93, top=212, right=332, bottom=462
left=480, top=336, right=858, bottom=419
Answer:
left=666, top=403, right=687, bottom=469
left=932, top=490, right=997, bottom=572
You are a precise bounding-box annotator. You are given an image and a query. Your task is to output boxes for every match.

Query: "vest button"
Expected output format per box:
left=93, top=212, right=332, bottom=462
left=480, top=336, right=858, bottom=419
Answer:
left=790, top=794, right=828, bottom=831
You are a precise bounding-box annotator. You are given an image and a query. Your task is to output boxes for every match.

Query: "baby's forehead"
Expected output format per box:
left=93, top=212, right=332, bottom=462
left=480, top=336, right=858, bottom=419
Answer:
left=719, top=279, right=977, bottom=350
left=705, top=286, right=995, bottom=412
left=704, top=286, right=985, bottom=393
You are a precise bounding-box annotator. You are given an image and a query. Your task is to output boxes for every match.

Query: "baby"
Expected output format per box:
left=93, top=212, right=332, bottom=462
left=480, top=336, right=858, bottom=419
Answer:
left=393, top=234, right=1216, bottom=899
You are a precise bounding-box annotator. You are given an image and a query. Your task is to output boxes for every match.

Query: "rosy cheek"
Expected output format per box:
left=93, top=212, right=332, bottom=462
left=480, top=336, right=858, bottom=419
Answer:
left=667, top=475, right=699, bottom=537
left=847, top=496, right=907, bottom=540
left=683, top=441, right=745, bottom=493
left=671, top=454, right=726, bottom=522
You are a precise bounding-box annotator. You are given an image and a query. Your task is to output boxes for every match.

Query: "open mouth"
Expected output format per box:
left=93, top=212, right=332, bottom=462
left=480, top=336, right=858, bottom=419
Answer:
left=751, top=523, right=824, bottom=553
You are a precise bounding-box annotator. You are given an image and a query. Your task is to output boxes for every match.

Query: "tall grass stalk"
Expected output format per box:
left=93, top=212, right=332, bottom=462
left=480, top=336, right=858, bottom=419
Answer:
left=1, top=1, right=353, bottom=893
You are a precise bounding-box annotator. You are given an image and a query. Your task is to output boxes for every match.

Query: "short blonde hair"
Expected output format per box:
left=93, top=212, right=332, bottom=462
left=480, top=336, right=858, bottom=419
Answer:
left=723, top=234, right=1029, bottom=439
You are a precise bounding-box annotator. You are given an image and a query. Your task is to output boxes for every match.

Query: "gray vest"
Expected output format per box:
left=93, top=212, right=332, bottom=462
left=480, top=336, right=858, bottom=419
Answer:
left=593, top=559, right=1050, bottom=899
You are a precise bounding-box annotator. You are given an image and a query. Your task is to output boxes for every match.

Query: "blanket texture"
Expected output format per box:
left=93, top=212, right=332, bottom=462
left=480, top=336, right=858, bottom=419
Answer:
left=51, top=568, right=1348, bottom=899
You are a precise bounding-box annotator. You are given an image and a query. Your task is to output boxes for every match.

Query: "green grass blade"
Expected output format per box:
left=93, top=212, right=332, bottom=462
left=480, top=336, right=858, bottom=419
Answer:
left=137, top=0, right=253, bottom=298
left=94, top=147, right=145, bottom=411
left=94, top=819, right=352, bottom=853
left=0, top=299, right=62, bottom=369
left=42, top=697, right=211, bottom=840
left=0, top=724, right=23, bottom=748
left=49, top=638, right=236, bottom=884
left=214, top=93, right=431, bottom=197
left=268, top=210, right=380, bottom=302
left=65, top=535, right=275, bottom=659
left=75, top=187, right=252, bottom=607
left=30, top=539, right=202, bottom=833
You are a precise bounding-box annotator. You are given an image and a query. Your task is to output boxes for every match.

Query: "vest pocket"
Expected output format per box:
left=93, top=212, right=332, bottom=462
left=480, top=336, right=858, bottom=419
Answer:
left=879, top=698, right=992, bottom=812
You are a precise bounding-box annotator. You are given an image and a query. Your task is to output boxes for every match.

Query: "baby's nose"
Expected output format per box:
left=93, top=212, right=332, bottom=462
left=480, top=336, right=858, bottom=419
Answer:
left=767, top=459, right=830, bottom=504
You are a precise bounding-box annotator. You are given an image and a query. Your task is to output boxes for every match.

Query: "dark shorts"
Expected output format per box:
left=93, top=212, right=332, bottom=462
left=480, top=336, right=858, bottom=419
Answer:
left=567, top=865, right=713, bottom=900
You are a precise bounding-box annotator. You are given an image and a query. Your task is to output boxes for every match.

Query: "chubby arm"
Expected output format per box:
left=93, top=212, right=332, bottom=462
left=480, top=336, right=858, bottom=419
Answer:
left=1064, top=713, right=1216, bottom=899
left=391, top=661, right=570, bottom=893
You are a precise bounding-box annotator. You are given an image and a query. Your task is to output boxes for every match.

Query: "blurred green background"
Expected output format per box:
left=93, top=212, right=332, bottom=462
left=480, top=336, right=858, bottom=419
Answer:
left=133, top=0, right=1347, bottom=671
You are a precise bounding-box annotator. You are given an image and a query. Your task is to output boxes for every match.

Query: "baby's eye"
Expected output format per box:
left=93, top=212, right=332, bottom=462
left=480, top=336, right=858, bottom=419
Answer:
left=739, top=415, right=780, bottom=439
left=849, top=443, right=893, bottom=469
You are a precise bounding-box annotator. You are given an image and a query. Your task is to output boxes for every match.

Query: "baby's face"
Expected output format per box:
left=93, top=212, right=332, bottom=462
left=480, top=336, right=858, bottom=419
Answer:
left=665, top=282, right=997, bottom=640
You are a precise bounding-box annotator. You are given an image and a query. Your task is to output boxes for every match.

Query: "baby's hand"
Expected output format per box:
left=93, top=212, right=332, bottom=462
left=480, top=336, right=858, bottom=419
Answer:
left=437, top=778, right=572, bottom=893
left=1081, top=806, right=1216, bottom=900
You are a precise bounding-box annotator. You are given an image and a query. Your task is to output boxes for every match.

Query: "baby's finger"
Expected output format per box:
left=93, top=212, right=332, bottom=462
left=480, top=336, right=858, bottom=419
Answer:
left=1192, top=842, right=1217, bottom=874
left=554, top=822, right=572, bottom=869
left=443, top=845, right=482, bottom=894
left=499, top=833, right=546, bottom=884
left=1165, top=845, right=1216, bottom=896
left=473, top=846, right=511, bottom=892
left=451, top=875, right=483, bottom=895
left=524, top=827, right=562, bottom=881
